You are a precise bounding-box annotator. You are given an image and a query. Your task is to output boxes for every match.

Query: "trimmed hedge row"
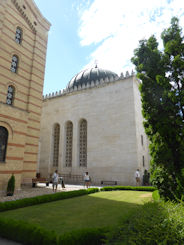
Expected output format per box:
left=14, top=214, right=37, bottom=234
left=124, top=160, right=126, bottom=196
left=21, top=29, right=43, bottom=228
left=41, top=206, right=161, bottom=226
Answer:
left=101, top=185, right=156, bottom=192
left=0, top=188, right=99, bottom=212
left=0, top=217, right=107, bottom=245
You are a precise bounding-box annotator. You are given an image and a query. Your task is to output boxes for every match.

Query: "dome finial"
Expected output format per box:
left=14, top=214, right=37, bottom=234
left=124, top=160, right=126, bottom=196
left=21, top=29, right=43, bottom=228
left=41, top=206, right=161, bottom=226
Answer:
left=94, top=59, right=98, bottom=68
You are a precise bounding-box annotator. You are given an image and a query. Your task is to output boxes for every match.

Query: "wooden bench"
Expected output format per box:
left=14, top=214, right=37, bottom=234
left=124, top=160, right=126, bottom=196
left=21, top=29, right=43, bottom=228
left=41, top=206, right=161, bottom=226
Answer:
left=101, top=180, right=117, bottom=185
left=32, top=178, right=50, bottom=187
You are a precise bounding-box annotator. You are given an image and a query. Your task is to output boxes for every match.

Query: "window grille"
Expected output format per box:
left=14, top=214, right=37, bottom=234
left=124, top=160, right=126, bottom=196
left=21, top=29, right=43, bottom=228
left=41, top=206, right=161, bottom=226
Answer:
left=65, top=121, right=73, bottom=167
left=79, top=119, right=87, bottom=167
left=0, top=126, right=8, bottom=162
left=10, top=55, right=18, bottom=73
left=15, top=27, right=22, bottom=44
left=53, top=124, right=60, bottom=166
left=6, top=85, right=14, bottom=105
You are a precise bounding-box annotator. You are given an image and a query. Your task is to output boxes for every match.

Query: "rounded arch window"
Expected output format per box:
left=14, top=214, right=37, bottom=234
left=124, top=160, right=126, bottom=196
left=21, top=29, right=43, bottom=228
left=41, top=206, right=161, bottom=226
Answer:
left=53, top=123, right=60, bottom=167
left=0, top=126, right=8, bottom=162
left=6, top=85, right=15, bottom=105
left=10, top=55, right=19, bottom=73
left=15, top=27, right=22, bottom=44
left=65, top=121, right=73, bottom=167
left=79, top=119, right=87, bottom=167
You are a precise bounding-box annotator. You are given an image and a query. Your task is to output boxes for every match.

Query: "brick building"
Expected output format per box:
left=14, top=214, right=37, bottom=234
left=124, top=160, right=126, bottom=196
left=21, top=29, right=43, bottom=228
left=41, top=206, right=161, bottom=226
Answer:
left=0, top=0, right=50, bottom=194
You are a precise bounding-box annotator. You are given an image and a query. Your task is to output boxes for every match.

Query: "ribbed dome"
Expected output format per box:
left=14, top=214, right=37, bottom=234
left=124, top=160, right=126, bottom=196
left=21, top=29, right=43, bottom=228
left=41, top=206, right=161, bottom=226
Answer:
left=67, top=67, right=119, bottom=89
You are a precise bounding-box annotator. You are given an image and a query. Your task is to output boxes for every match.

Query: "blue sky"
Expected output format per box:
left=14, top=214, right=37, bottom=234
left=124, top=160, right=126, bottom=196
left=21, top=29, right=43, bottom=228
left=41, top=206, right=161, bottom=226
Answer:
left=34, top=0, right=184, bottom=95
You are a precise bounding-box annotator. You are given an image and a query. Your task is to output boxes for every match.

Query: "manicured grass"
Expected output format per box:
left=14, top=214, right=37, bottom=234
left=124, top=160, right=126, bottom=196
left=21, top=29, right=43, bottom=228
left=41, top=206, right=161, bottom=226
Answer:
left=0, top=191, right=152, bottom=235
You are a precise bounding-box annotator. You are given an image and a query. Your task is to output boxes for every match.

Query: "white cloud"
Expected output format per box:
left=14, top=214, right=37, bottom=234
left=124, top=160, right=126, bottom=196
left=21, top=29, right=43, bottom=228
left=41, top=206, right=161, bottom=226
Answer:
left=78, top=0, right=184, bottom=75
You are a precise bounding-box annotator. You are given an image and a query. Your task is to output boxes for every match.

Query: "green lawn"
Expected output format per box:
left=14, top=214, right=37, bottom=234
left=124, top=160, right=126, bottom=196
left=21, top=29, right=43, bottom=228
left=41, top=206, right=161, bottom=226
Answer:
left=0, top=191, right=152, bottom=235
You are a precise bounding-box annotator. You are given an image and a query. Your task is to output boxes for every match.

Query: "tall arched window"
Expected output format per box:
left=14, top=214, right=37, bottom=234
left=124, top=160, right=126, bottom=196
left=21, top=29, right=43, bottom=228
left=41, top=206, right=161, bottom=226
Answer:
left=6, top=85, right=15, bottom=105
left=15, top=27, right=22, bottom=44
left=53, top=124, right=60, bottom=167
left=10, top=55, right=18, bottom=73
left=65, top=121, right=73, bottom=167
left=0, top=126, right=8, bottom=162
left=79, top=119, right=87, bottom=167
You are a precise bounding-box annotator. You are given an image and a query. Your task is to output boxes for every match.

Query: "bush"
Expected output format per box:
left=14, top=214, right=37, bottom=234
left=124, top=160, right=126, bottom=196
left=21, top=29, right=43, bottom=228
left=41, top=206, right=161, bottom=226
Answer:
left=105, top=201, right=184, bottom=244
left=0, top=188, right=99, bottom=212
left=59, top=227, right=108, bottom=245
left=152, top=190, right=160, bottom=201
left=6, top=174, right=15, bottom=196
left=0, top=217, right=107, bottom=245
left=0, top=217, right=58, bottom=245
left=101, top=186, right=156, bottom=192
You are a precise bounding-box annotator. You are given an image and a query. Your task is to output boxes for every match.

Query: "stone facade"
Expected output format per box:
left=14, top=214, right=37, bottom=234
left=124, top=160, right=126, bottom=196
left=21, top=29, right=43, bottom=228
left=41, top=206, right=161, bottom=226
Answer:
left=39, top=72, right=150, bottom=186
left=0, top=0, right=50, bottom=194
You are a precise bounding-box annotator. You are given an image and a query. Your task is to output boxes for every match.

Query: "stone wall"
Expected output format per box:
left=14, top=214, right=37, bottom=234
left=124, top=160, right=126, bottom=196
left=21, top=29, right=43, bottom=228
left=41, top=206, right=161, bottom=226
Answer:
left=39, top=74, right=150, bottom=185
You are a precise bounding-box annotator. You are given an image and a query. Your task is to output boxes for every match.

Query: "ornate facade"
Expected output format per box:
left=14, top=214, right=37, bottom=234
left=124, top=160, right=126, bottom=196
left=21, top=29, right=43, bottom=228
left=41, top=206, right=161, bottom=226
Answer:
left=0, top=0, right=50, bottom=193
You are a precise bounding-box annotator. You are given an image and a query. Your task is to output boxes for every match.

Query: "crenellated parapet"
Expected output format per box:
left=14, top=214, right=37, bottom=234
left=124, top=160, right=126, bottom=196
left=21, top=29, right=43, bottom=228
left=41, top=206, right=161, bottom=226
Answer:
left=43, top=70, right=135, bottom=101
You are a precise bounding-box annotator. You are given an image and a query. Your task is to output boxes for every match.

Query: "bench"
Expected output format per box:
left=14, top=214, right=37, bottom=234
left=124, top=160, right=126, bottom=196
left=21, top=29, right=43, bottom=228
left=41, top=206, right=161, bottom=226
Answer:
left=101, top=180, right=117, bottom=185
left=32, top=178, right=50, bottom=187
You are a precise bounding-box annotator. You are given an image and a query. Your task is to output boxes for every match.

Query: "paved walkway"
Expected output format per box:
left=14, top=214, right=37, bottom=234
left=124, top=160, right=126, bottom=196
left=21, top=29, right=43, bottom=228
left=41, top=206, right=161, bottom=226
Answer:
left=0, top=238, right=22, bottom=245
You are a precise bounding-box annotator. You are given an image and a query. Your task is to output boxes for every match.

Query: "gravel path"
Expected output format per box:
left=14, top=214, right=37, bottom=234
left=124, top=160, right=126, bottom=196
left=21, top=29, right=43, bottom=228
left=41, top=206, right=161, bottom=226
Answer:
left=0, top=183, right=88, bottom=202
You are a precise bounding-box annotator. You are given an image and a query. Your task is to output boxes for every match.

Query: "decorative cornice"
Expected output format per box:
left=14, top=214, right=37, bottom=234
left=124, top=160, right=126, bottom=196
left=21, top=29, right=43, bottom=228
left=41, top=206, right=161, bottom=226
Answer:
left=11, top=0, right=36, bottom=33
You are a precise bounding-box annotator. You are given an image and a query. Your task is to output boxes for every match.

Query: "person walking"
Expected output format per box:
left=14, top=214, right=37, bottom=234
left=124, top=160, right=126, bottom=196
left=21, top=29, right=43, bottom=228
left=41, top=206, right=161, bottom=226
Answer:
left=84, top=172, right=91, bottom=189
left=135, top=169, right=141, bottom=186
left=52, top=170, right=59, bottom=192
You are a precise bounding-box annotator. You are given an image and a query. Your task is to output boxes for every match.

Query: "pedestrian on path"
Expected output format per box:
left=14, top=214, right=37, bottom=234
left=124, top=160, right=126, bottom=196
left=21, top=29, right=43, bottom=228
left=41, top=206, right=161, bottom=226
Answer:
left=52, top=170, right=59, bottom=192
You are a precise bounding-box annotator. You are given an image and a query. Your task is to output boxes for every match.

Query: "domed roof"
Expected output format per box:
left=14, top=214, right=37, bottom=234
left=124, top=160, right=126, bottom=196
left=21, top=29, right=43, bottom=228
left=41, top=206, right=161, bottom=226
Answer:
left=67, top=66, right=119, bottom=89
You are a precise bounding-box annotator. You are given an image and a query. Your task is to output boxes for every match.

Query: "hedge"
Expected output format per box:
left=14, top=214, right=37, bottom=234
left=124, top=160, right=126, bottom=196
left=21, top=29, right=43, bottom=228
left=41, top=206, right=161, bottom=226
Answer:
left=0, top=217, right=107, bottom=245
left=0, top=188, right=99, bottom=212
left=100, top=186, right=156, bottom=192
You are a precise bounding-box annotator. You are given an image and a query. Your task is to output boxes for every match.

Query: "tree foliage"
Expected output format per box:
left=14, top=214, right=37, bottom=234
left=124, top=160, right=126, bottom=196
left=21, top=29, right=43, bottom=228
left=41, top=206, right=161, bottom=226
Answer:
left=131, top=17, right=184, bottom=201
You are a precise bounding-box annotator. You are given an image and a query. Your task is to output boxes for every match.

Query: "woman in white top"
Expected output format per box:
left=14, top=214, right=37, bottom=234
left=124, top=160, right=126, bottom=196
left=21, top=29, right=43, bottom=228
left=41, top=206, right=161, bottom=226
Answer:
left=84, top=172, right=91, bottom=188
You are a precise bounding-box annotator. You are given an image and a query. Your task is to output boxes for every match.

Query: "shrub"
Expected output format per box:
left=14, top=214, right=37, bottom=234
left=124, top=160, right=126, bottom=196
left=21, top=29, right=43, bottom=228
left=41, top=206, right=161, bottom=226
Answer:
left=152, top=190, right=160, bottom=201
left=101, top=186, right=156, bottom=192
left=0, top=217, right=58, bottom=245
left=105, top=201, right=184, bottom=244
left=59, top=227, right=108, bottom=245
left=0, top=217, right=107, bottom=245
left=6, top=174, right=15, bottom=196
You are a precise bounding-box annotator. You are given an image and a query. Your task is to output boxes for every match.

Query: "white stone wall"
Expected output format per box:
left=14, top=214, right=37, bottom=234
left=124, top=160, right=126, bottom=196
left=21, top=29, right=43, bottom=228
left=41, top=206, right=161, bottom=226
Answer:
left=39, top=75, right=150, bottom=185
left=133, top=77, right=150, bottom=179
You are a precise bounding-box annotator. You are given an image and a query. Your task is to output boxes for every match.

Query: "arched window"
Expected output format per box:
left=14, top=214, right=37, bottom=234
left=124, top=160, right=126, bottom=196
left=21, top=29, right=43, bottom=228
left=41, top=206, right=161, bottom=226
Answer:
left=65, top=121, right=73, bottom=167
left=6, top=85, right=15, bottom=105
left=79, top=119, right=87, bottom=167
left=10, top=55, right=18, bottom=73
left=15, top=27, right=22, bottom=44
left=53, top=123, right=60, bottom=167
left=0, top=126, right=8, bottom=162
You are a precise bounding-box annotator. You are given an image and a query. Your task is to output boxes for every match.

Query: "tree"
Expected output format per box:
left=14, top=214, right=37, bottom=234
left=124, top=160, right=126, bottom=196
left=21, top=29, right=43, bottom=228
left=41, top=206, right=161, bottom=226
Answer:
left=131, top=17, right=184, bottom=201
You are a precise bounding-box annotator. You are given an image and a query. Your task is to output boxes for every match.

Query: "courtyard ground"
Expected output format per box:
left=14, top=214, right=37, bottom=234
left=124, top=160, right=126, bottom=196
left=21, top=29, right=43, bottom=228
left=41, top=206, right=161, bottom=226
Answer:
left=0, top=183, right=98, bottom=202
